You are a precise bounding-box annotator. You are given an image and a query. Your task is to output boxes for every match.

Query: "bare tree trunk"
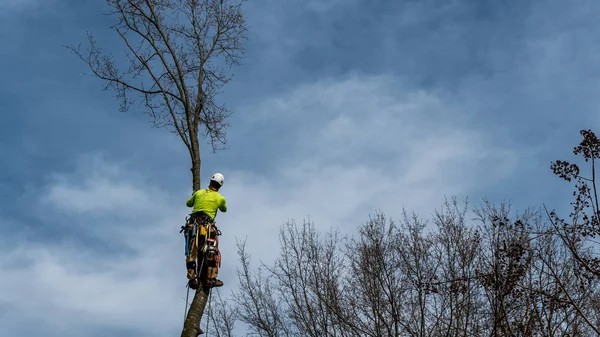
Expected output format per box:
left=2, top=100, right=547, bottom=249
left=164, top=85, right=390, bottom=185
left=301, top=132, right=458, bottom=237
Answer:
left=191, top=146, right=201, bottom=192
left=182, top=151, right=207, bottom=337
left=182, top=287, right=211, bottom=337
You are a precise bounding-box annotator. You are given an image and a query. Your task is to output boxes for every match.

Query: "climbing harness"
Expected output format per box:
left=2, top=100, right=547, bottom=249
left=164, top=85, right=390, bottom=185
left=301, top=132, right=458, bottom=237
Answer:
left=181, top=213, right=215, bottom=287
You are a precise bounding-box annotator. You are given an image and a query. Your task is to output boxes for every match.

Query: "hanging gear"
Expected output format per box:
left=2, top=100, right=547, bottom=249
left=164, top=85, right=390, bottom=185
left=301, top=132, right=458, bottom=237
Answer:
left=202, top=235, right=223, bottom=288
left=181, top=211, right=223, bottom=290
left=201, top=220, right=223, bottom=288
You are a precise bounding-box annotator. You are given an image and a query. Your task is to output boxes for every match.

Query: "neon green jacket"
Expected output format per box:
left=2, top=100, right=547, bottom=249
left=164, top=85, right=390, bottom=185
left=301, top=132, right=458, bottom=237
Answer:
left=186, top=188, right=227, bottom=221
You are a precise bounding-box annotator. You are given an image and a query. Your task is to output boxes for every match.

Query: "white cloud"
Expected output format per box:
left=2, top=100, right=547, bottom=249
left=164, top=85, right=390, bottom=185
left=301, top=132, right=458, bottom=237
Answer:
left=0, top=243, right=183, bottom=337
left=1, top=159, right=188, bottom=337
left=41, top=155, right=171, bottom=216
left=45, top=177, right=147, bottom=214
left=224, top=73, right=521, bottom=263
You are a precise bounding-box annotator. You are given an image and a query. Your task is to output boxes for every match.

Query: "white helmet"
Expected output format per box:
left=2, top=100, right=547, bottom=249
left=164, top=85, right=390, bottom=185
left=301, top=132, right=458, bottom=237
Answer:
left=210, top=172, right=224, bottom=186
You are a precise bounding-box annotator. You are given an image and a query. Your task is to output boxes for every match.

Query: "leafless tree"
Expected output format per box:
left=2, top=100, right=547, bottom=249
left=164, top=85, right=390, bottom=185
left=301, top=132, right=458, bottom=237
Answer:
left=204, top=288, right=238, bottom=337
left=234, top=239, right=287, bottom=337
left=344, top=212, right=410, bottom=336
left=430, top=198, right=484, bottom=337
left=267, top=220, right=347, bottom=336
left=546, top=129, right=600, bottom=334
left=474, top=201, right=536, bottom=336
left=67, top=1, right=248, bottom=336
left=396, top=211, right=439, bottom=336
left=231, top=197, right=600, bottom=336
left=531, top=220, right=594, bottom=336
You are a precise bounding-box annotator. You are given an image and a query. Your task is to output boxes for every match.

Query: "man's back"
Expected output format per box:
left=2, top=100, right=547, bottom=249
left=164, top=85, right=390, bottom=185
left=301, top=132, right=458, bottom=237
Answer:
left=186, top=188, right=227, bottom=221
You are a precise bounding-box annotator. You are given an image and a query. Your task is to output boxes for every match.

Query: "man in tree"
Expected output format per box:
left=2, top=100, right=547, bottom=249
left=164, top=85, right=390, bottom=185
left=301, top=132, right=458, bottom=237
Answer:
left=68, top=1, right=247, bottom=333
left=185, top=173, right=228, bottom=290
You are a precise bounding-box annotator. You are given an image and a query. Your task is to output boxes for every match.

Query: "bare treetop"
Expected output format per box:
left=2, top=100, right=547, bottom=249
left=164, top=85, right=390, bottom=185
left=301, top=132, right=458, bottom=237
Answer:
left=69, top=0, right=248, bottom=153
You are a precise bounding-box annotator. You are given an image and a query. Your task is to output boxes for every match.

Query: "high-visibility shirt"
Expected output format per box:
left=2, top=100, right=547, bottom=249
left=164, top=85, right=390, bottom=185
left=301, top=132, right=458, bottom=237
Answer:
left=186, top=188, right=227, bottom=221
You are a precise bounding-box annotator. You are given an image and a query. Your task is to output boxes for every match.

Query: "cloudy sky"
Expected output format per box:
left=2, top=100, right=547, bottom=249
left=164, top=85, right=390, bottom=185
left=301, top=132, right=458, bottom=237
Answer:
left=2, top=0, right=600, bottom=336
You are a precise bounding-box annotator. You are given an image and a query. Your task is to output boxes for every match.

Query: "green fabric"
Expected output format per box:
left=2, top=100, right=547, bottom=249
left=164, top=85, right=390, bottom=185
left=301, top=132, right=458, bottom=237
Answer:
left=186, top=188, right=227, bottom=221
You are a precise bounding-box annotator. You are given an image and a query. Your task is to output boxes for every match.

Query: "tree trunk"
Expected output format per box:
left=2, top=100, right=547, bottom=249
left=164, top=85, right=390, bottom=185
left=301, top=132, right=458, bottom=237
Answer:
left=190, top=137, right=201, bottom=192
left=181, top=287, right=211, bottom=337
left=182, top=134, right=211, bottom=336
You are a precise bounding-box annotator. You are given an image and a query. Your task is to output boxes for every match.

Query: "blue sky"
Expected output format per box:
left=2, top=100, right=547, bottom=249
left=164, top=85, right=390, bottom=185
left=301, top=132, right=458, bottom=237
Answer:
left=2, top=0, right=600, bottom=336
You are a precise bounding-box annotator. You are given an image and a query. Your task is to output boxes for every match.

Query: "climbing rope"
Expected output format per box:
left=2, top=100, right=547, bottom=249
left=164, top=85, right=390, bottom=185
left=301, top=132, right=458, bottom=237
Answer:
left=182, top=255, right=206, bottom=327
left=182, top=216, right=212, bottom=330
left=183, top=284, right=190, bottom=324
left=205, top=288, right=213, bottom=335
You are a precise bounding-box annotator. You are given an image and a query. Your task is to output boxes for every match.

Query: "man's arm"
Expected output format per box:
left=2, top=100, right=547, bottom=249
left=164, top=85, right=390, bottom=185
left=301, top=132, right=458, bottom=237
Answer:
left=186, top=193, right=195, bottom=207
left=219, top=197, right=227, bottom=212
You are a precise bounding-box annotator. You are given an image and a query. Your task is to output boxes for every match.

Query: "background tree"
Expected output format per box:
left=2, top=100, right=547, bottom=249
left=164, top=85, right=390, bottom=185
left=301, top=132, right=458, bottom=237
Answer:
left=234, top=239, right=286, bottom=337
left=205, top=288, right=238, bottom=337
left=430, top=199, right=483, bottom=336
left=547, top=129, right=600, bottom=333
left=229, top=199, right=600, bottom=336
left=474, top=202, right=536, bottom=336
left=67, top=0, right=248, bottom=336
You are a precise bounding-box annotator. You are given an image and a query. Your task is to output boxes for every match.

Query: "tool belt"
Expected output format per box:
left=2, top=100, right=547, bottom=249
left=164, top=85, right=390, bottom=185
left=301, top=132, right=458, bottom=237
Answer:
left=181, top=211, right=222, bottom=258
left=189, top=211, right=212, bottom=225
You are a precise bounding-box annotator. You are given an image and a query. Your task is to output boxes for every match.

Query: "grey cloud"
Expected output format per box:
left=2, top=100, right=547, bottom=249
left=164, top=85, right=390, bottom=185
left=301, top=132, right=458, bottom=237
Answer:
left=220, top=74, right=525, bottom=263
left=0, top=176, right=188, bottom=337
